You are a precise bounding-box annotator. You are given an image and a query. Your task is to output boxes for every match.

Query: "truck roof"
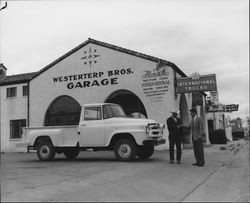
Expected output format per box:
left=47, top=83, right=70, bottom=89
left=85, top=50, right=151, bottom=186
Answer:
left=81, top=103, right=119, bottom=107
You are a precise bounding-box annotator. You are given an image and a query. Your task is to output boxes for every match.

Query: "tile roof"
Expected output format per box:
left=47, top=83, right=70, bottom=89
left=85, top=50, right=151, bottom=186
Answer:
left=0, top=63, right=7, bottom=70
left=0, top=72, right=38, bottom=86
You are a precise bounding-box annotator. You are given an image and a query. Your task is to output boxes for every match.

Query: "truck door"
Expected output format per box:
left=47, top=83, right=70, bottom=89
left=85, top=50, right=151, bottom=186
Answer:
left=79, top=106, right=105, bottom=146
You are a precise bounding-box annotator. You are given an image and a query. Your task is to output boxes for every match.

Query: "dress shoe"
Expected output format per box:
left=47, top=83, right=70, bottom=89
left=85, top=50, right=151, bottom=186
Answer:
left=197, top=164, right=204, bottom=167
left=192, top=163, right=198, bottom=166
left=170, top=160, right=174, bottom=164
left=177, top=160, right=181, bottom=164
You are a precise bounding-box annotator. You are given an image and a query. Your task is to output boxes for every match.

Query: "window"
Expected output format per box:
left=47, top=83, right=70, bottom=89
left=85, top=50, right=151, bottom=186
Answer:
left=6, top=87, right=17, bottom=98
left=103, top=104, right=126, bottom=119
left=22, top=85, right=28, bottom=96
left=84, top=107, right=102, bottom=120
left=10, top=119, right=26, bottom=139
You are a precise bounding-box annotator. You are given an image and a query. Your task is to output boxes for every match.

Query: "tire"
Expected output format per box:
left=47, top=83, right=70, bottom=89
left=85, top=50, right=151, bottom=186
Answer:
left=63, top=148, right=80, bottom=159
left=37, top=142, right=55, bottom=161
left=114, top=139, right=137, bottom=162
left=137, top=146, right=154, bottom=159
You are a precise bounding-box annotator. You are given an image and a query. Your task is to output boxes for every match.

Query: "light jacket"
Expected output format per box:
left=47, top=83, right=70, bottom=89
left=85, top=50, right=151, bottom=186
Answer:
left=190, top=116, right=204, bottom=141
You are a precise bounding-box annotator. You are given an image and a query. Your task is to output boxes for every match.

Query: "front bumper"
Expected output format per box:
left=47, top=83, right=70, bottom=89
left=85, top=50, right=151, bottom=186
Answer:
left=143, top=138, right=166, bottom=146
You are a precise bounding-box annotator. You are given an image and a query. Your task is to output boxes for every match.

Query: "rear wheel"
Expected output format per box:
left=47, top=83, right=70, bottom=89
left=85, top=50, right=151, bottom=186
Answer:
left=114, top=139, right=137, bottom=162
left=37, top=142, right=55, bottom=161
left=63, top=148, right=80, bottom=159
left=137, top=145, right=154, bottom=159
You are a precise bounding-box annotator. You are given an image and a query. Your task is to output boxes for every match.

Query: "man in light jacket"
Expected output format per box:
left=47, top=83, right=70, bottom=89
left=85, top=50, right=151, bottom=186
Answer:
left=189, top=108, right=205, bottom=167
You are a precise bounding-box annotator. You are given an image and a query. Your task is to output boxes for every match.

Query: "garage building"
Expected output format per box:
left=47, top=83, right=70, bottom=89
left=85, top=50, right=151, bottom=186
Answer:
left=0, top=38, right=208, bottom=152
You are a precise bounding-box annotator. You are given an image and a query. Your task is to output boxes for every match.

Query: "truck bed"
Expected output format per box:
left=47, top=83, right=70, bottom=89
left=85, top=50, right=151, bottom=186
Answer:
left=19, top=125, right=79, bottom=147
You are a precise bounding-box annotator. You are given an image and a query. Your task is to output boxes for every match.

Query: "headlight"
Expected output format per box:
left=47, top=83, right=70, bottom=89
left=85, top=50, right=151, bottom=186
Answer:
left=161, top=124, right=165, bottom=134
left=146, top=125, right=149, bottom=134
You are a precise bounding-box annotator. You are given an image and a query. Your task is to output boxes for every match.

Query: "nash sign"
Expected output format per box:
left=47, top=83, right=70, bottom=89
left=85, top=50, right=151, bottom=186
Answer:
left=206, top=104, right=225, bottom=113
left=176, top=73, right=217, bottom=93
left=206, top=104, right=239, bottom=113
left=225, top=104, right=239, bottom=112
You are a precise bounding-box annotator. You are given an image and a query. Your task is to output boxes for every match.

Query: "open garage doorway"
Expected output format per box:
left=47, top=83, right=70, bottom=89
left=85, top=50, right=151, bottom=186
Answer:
left=44, top=95, right=81, bottom=126
left=105, top=89, right=147, bottom=118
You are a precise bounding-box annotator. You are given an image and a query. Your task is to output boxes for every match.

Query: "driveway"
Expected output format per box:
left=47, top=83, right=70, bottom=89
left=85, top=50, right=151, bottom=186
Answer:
left=1, top=140, right=249, bottom=202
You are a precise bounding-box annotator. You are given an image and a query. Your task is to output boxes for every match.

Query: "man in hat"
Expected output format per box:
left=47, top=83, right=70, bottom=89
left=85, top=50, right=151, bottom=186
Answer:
left=189, top=108, right=205, bottom=167
left=166, top=109, right=184, bottom=164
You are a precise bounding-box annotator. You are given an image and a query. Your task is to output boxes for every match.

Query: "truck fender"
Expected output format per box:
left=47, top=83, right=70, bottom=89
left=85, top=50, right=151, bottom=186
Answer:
left=108, top=133, right=138, bottom=148
left=29, top=129, right=63, bottom=146
left=108, top=129, right=145, bottom=146
left=33, top=136, right=53, bottom=147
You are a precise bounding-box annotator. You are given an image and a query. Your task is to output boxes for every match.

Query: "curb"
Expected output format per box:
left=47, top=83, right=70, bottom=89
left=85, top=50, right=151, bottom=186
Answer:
left=219, top=140, right=249, bottom=155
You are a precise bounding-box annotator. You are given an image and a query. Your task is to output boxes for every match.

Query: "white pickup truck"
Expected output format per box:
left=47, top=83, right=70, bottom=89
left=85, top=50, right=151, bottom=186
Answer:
left=17, top=103, right=166, bottom=162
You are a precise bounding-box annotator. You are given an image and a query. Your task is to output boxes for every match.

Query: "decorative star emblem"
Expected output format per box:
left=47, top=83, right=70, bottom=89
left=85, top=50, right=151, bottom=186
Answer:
left=191, top=72, right=201, bottom=80
left=81, top=47, right=100, bottom=68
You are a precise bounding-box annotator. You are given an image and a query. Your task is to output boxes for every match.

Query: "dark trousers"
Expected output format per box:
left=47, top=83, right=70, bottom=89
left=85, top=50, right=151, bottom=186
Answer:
left=169, top=136, right=182, bottom=161
left=192, top=138, right=205, bottom=165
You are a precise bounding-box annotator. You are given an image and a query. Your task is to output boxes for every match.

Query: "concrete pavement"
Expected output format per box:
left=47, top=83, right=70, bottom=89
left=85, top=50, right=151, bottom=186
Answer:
left=1, top=139, right=249, bottom=202
left=182, top=140, right=249, bottom=202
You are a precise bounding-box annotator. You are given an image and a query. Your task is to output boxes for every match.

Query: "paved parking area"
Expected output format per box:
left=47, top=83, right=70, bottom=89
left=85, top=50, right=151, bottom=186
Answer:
left=1, top=141, right=249, bottom=202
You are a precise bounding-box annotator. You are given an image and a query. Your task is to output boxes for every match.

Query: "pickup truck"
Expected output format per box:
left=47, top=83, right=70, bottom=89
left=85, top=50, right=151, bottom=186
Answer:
left=17, top=103, right=166, bottom=162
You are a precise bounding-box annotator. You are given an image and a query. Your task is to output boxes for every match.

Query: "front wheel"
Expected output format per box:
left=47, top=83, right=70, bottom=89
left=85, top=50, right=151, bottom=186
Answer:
left=114, top=139, right=137, bottom=162
left=63, top=148, right=80, bottom=159
left=37, top=142, right=55, bottom=161
left=137, top=146, right=154, bottom=159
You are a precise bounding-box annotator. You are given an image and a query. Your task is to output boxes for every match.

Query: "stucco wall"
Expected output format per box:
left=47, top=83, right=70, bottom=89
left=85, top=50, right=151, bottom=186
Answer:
left=0, top=84, right=28, bottom=152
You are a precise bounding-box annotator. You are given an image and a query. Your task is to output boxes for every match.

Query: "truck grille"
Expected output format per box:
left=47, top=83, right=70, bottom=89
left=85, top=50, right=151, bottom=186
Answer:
left=147, top=123, right=162, bottom=138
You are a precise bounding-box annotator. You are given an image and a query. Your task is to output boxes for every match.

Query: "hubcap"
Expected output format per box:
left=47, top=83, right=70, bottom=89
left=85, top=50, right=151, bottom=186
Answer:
left=118, top=144, right=131, bottom=158
left=40, top=146, right=50, bottom=158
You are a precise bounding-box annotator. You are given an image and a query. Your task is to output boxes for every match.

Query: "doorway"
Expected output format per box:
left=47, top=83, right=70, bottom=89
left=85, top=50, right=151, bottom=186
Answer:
left=44, top=95, right=81, bottom=126
left=105, top=89, right=147, bottom=118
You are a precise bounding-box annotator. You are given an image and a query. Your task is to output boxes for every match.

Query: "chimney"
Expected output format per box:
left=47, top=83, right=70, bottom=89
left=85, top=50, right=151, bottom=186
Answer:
left=0, top=63, right=7, bottom=81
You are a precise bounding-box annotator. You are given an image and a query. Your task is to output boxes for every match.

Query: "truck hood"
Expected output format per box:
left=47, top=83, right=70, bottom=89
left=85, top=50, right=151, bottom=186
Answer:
left=106, top=117, right=157, bottom=125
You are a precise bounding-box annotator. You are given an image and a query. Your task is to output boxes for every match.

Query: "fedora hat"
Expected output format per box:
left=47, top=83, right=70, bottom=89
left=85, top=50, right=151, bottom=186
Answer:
left=170, top=109, right=180, bottom=114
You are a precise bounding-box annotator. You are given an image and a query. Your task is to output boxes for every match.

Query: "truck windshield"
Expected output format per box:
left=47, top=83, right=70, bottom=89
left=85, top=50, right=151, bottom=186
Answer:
left=103, top=104, right=127, bottom=119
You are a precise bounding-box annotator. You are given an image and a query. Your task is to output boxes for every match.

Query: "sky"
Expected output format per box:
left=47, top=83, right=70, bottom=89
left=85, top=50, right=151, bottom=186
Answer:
left=0, top=0, right=249, bottom=123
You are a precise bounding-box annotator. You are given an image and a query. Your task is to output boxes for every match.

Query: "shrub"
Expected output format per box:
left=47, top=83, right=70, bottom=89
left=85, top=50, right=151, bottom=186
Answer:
left=209, top=129, right=227, bottom=144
